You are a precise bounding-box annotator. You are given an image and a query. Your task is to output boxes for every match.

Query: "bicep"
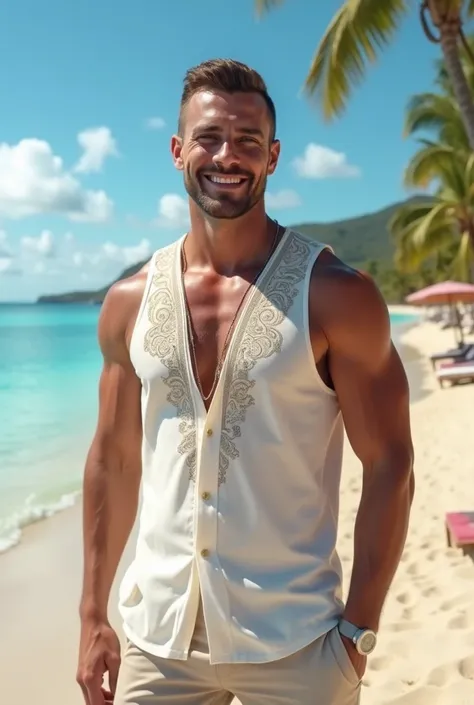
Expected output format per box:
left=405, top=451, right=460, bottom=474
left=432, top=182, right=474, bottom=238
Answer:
left=91, top=290, right=143, bottom=467
left=95, top=359, right=142, bottom=446
left=325, top=278, right=412, bottom=468
left=330, top=342, right=411, bottom=467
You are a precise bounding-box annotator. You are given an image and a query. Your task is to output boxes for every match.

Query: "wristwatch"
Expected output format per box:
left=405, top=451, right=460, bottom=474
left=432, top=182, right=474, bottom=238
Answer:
left=338, top=619, right=377, bottom=655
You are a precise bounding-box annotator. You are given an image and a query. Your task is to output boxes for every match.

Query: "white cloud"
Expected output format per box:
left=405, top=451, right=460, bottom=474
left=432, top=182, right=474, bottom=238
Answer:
left=293, top=143, right=360, bottom=179
left=0, top=257, right=22, bottom=276
left=156, top=193, right=189, bottom=228
left=73, top=252, right=84, bottom=267
left=21, top=229, right=55, bottom=257
left=146, top=116, right=166, bottom=130
left=31, top=260, right=61, bottom=276
left=71, top=249, right=106, bottom=269
left=88, top=253, right=103, bottom=266
left=0, top=230, right=12, bottom=257
left=102, top=238, right=151, bottom=266
left=266, top=189, right=302, bottom=209
left=68, top=191, right=113, bottom=222
left=33, top=261, right=45, bottom=274
left=123, top=239, right=151, bottom=264
left=102, top=241, right=120, bottom=260
left=0, top=139, right=113, bottom=221
left=74, top=127, right=119, bottom=174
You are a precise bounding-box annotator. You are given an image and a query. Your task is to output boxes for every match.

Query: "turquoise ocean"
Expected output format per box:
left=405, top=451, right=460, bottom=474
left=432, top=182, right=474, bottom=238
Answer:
left=0, top=303, right=419, bottom=552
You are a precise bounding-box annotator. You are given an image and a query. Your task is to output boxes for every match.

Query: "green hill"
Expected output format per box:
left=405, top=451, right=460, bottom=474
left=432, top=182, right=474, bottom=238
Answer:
left=37, top=196, right=423, bottom=304
left=291, top=199, right=416, bottom=266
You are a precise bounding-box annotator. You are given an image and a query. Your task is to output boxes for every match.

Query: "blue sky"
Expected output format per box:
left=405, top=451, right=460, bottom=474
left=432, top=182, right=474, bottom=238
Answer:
left=0, top=0, right=444, bottom=301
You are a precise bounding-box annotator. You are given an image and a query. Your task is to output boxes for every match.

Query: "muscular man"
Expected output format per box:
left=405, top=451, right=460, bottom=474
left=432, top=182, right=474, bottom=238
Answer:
left=77, top=59, right=414, bottom=705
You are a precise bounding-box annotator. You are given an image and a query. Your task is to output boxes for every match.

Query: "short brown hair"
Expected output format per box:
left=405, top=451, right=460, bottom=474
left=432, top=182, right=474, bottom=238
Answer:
left=178, top=58, right=276, bottom=139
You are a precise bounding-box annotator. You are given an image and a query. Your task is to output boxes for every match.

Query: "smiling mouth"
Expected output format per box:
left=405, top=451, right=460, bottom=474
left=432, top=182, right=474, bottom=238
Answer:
left=203, top=174, right=248, bottom=187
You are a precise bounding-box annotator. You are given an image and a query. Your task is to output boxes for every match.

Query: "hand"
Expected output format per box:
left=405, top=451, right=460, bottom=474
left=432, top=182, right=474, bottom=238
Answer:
left=340, top=634, right=367, bottom=680
left=77, top=619, right=121, bottom=705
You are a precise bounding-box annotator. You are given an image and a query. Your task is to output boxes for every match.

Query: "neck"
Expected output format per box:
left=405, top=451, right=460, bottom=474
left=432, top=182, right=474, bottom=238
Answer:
left=185, top=201, right=279, bottom=275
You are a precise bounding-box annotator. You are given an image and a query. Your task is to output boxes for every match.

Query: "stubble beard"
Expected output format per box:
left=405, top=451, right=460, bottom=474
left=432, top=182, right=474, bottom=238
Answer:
left=184, top=169, right=267, bottom=220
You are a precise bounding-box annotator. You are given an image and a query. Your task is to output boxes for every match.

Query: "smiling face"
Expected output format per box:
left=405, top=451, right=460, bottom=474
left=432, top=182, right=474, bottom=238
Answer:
left=171, top=90, right=280, bottom=219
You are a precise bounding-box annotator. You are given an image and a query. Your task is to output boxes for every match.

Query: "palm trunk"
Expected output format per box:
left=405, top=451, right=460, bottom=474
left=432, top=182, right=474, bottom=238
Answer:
left=438, top=25, right=474, bottom=149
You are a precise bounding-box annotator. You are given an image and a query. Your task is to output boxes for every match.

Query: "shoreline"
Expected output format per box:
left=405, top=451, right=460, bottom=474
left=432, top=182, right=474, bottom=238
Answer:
left=0, top=307, right=421, bottom=558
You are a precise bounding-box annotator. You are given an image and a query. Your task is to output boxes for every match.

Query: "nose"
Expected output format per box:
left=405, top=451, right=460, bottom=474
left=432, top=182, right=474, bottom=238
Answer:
left=213, top=140, right=240, bottom=171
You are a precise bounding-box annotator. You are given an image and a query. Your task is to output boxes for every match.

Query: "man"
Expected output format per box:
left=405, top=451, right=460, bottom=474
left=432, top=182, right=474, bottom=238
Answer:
left=77, top=59, right=414, bottom=705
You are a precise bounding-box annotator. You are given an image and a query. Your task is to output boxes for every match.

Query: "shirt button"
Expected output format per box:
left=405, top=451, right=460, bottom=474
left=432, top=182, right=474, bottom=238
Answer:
left=206, top=428, right=213, bottom=437
left=200, top=548, right=210, bottom=558
left=201, top=491, right=211, bottom=501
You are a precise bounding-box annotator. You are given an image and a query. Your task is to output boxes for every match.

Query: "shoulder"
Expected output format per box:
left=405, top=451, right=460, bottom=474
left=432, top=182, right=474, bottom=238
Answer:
left=98, top=264, right=151, bottom=362
left=309, top=250, right=391, bottom=351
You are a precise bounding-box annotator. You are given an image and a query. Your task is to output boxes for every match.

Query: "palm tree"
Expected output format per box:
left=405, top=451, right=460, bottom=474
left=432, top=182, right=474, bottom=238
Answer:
left=390, top=152, right=474, bottom=281
left=256, top=0, right=474, bottom=148
left=392, top=45, right=474, bottom=279
left=403, top=34, right=474, bottom=150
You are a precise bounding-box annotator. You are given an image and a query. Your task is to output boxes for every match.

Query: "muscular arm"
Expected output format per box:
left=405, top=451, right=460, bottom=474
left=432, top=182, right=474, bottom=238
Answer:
left=79, top=282, right=142, bottom=623
left=313, top=262, right=414, bottom=633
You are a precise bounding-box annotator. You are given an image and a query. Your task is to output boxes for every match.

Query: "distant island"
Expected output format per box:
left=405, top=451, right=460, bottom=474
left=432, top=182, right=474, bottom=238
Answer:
left=37, top=197, right=424, bottom=305
left=37, top=260, right=144, bottom=305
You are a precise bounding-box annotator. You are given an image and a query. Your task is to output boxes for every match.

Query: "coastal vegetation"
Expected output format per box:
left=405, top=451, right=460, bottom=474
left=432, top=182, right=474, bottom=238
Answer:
left=256, top=1, right=474, bottom=146
left=256, top=1, right=474, bottom=290
left=390, top=38, right=474, bottom=282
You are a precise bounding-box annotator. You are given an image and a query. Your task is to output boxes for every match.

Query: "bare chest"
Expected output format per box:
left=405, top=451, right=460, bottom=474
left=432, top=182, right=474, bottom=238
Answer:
left=183, top=271, right=256, bottom=405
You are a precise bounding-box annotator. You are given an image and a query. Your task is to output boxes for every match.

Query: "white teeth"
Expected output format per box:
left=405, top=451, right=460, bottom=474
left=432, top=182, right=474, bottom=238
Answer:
left=209, top=176, right=242, bottom=184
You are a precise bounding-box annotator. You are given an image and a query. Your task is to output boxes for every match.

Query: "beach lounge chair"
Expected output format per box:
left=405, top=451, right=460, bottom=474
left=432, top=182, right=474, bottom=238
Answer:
left=445, top=512, right=474, bottom=554
left=436, top=360, right=474, bottom=387
left=430, top=343, right=473, bottom=369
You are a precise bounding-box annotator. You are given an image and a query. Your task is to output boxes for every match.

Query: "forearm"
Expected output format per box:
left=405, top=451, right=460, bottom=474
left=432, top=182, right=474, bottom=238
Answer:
left=79, top=444, right=140, bottom=623
left=343, top=456, right=414, bottom=631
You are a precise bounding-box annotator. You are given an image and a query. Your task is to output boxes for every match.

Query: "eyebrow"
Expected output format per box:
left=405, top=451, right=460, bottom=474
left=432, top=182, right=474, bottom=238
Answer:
left=191, top=124, right=265, bottom=138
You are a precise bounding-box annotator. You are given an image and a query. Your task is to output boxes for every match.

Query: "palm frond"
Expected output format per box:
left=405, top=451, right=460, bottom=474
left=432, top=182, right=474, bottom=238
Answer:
left=409, top=203, right=453, bottom=251
left=395, top=227, right=454, bottom=271
left=440, top=158, right=472, bottom=200
left=405, top=140, right=474, bottom=201
left=451, top=231, right=474, bottom=281
left=303, top=0, right=410, bottom=120
left=403, top=141, right=457, bottom=189
left=394, top=209, right=456, bottom=272
left=388, top=200, right=437, bottom=236
left=404, top=92, right=463, bottom=136
left=463, top=151, right=474, bottom=192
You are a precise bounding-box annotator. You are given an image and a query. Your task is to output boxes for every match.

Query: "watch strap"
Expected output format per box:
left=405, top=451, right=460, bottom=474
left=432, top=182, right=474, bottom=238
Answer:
left=338, top=618, right=362, bottom=641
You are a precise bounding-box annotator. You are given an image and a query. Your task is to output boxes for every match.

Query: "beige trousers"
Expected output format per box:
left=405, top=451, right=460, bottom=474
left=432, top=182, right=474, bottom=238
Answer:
left=115, top=627, right=361, bottom=705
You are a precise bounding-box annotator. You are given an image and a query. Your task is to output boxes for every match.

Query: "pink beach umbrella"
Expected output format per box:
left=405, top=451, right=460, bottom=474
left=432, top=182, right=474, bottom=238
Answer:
left=405, top=281, right=474, bottom=306
left=405, top=281, right=474, bottom=344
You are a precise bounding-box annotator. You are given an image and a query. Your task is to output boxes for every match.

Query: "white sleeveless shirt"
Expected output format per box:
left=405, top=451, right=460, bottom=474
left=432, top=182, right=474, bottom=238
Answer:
left=119, top=228, right=345, bottom=665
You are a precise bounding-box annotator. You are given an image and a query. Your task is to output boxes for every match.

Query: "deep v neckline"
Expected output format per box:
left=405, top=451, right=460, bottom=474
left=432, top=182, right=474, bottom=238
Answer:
left=175, top=229, right=289, bottom=417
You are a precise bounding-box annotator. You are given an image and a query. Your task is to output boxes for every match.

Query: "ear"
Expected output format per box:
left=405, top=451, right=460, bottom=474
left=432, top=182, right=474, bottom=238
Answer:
left=267, top=139, right=281, bottom=176
left=171, top=135, right=184, bottom=171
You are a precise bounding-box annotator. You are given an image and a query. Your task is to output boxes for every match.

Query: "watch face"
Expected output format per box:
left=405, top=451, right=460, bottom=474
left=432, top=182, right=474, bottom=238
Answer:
left=358, top=630, right=377, bottom=655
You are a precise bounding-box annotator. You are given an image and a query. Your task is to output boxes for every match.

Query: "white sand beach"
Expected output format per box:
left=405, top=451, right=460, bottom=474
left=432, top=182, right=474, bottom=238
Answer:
left=0, top=316, right=473, bottom=705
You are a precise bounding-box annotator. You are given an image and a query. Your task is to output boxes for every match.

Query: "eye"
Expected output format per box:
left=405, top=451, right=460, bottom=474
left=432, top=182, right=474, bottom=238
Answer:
left=198, top=134, right=218, bottom=142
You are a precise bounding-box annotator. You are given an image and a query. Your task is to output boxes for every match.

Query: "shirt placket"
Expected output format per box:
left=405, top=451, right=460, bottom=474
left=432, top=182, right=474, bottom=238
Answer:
left=191, top=393, right=234, bottom=661
left=194, top=402, right=221, bottom=566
